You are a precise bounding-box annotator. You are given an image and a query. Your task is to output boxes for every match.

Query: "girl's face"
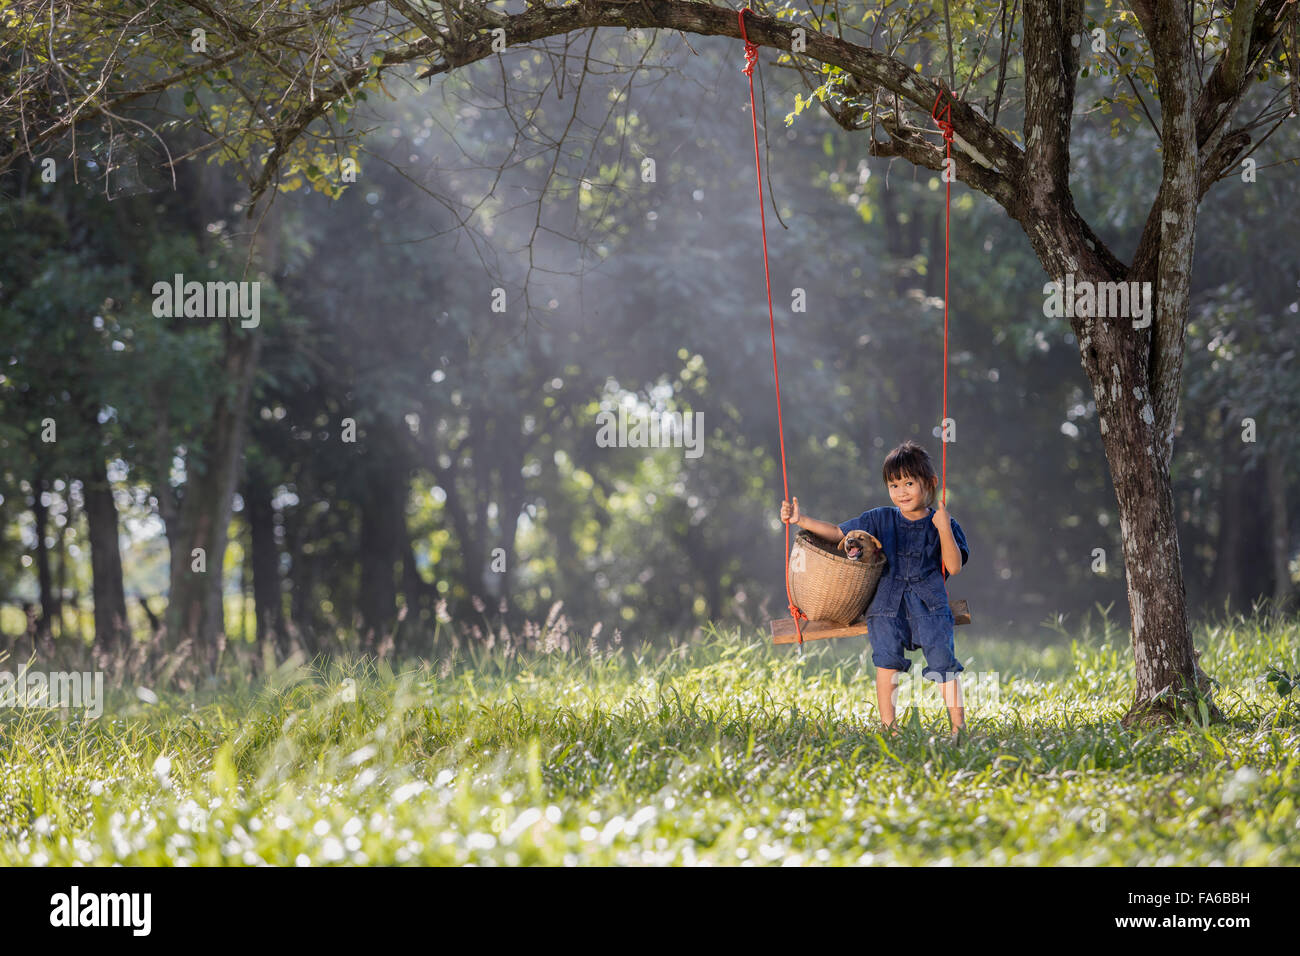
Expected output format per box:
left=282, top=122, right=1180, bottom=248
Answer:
left=887, top=472, right=933, bottom=513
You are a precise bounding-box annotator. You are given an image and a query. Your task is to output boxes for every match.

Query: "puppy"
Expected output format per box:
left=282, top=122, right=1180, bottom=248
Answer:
left=837, top=529, right=882, bottom=561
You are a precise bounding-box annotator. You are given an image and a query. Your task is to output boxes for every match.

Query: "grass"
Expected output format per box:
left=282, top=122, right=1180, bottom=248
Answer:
left=0, top=605, right=1297, bottom=865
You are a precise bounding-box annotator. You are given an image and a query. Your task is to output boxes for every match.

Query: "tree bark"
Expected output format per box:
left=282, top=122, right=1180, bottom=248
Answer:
left=163, top=320, right=263, bottom=669
left=31, top=471, right=55, bottom=638
left=54, top=491, right=69, bottom=639
left=401, top=537, right=431, bottom=647
left=358, top=452, right=406, bottom=652
left=82, top=442, right=130, bottom=654
left=429, top=455, right=486, bottom=605
left=1266, top=453, right=1292, bottom=609
left=497, top=440, right=529, bottom=606
left=245, top=462, right=287, bottom=658
left=1089, top=0, right=1210, bottom=726
left=1210, top=406, right=1246, bottom=610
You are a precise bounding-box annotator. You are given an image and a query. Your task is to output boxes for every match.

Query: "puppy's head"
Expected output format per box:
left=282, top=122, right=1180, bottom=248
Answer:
left=838, top=529, right=882, bottom=561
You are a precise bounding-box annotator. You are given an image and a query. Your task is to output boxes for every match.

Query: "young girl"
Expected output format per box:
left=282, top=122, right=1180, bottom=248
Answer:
left=779, top=440, right=970, bottom=738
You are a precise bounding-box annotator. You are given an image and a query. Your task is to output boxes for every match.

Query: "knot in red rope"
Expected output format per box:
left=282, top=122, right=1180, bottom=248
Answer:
left=738, top=8, right=758, bottom=76
left=931, top=88, right=955, bottom=143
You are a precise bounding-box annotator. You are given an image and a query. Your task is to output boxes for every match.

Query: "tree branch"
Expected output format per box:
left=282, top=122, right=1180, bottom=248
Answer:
left=867, top=111, right=1019, bottom=211
left=407, top=1, right=1025, bottom=198
left=1131, top=0, right=1291, bottom=284
left=1126, top=0, right=1292, bottom=466
left=1129, top=0, right=1201, bottom=469
left=1021, top=0, right=1084, bottom=209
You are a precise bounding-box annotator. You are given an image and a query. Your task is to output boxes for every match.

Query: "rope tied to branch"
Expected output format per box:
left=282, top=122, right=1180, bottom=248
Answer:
left=738, top=6, right=806, bottom=645
left=931, top=86, right=955, bottom=144
left=739, top=8, right=759, bottom=76
left=932, top=84, right=956, bottom=588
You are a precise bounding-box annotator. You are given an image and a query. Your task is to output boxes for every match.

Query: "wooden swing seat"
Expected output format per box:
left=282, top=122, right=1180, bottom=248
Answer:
left=770, top=599, right=971, bottom=644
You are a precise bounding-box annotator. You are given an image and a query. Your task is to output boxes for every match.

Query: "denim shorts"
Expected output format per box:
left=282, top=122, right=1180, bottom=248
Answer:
left=867, top=587, right=964, bottom=683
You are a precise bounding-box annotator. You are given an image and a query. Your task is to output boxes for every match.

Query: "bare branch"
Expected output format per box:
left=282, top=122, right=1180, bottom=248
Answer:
left=409, top=1, right=1025, bottom=194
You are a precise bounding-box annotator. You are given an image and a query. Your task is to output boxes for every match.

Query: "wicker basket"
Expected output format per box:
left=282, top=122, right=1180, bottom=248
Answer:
left=787, top=529, right=886, bottom=625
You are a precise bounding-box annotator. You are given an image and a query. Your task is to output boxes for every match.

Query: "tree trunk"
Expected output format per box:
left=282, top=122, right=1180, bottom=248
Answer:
left=1117, top=0, right=1204, bottom=724
left=1012, top=224, right=1213, bottom=728
left=358, top=520, right=397, bottom=653
left=245, top=463, right=287, bottom=658
left=497, top=447, right=528, bottom=606
left=284, top=502, right=318, bottom=652
left=31, top=472, right=55, bottom=638
left=240, top=530, right=251, bottom=645
left=1266, top=453, right=1292, bottom=610
left=1043, top=252, right=1217, bottom=727
left=54, top=491, right=68, bottom=639
left=430, top=458, right=485, bottom=606
left=998, top=0, right=1217, bottom=728
left=82, top=445, right=130, bottom=654
left=358, top=452, right=407, bottom=652
left=296, top=550, right=319, bottom=653
left=1208, top=512, right=1244, bottom=604
left=1100, top=399, right=1207, bottom=725
left=402, top=539, right=430, bottom=623
left=163, top=320, right=263, bottom=670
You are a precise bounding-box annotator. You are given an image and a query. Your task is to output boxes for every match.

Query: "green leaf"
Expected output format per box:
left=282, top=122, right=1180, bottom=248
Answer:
left=1265, top=667, right=1294, bottom=697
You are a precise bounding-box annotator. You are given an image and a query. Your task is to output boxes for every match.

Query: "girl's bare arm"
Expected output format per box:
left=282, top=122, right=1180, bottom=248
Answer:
left=779, top=497, right=844, bottom=544
left=797, top=516, right=844, bottom=543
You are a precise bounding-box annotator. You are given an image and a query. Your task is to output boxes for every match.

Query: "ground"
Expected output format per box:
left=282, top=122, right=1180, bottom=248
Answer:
left=1, top=608, right=1296, bottom=865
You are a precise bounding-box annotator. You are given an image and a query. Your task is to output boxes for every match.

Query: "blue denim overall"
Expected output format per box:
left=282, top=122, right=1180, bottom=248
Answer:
left=838, top=506, right=969, bottom=683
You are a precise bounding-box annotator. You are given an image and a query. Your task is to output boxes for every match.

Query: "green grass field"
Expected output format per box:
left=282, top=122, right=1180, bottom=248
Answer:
left=1, top=607, right=1297, bottom=865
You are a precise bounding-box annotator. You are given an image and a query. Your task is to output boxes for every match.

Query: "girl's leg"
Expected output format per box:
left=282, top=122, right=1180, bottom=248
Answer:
left=876, top=667, right=902, bottom=729
left=939, top=676, right=964, bottom=734
left=870, top=609, right=912, bottom=732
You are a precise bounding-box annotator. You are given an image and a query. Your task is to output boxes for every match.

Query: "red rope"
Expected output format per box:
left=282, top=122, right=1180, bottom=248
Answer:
left=739, top=8, right=807, bottom=645
left=932, top=87, right=953, bottom=589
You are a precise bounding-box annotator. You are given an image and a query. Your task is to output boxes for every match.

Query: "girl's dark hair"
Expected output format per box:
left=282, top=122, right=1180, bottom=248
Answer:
left=882, top=440, right=939, bottom=508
